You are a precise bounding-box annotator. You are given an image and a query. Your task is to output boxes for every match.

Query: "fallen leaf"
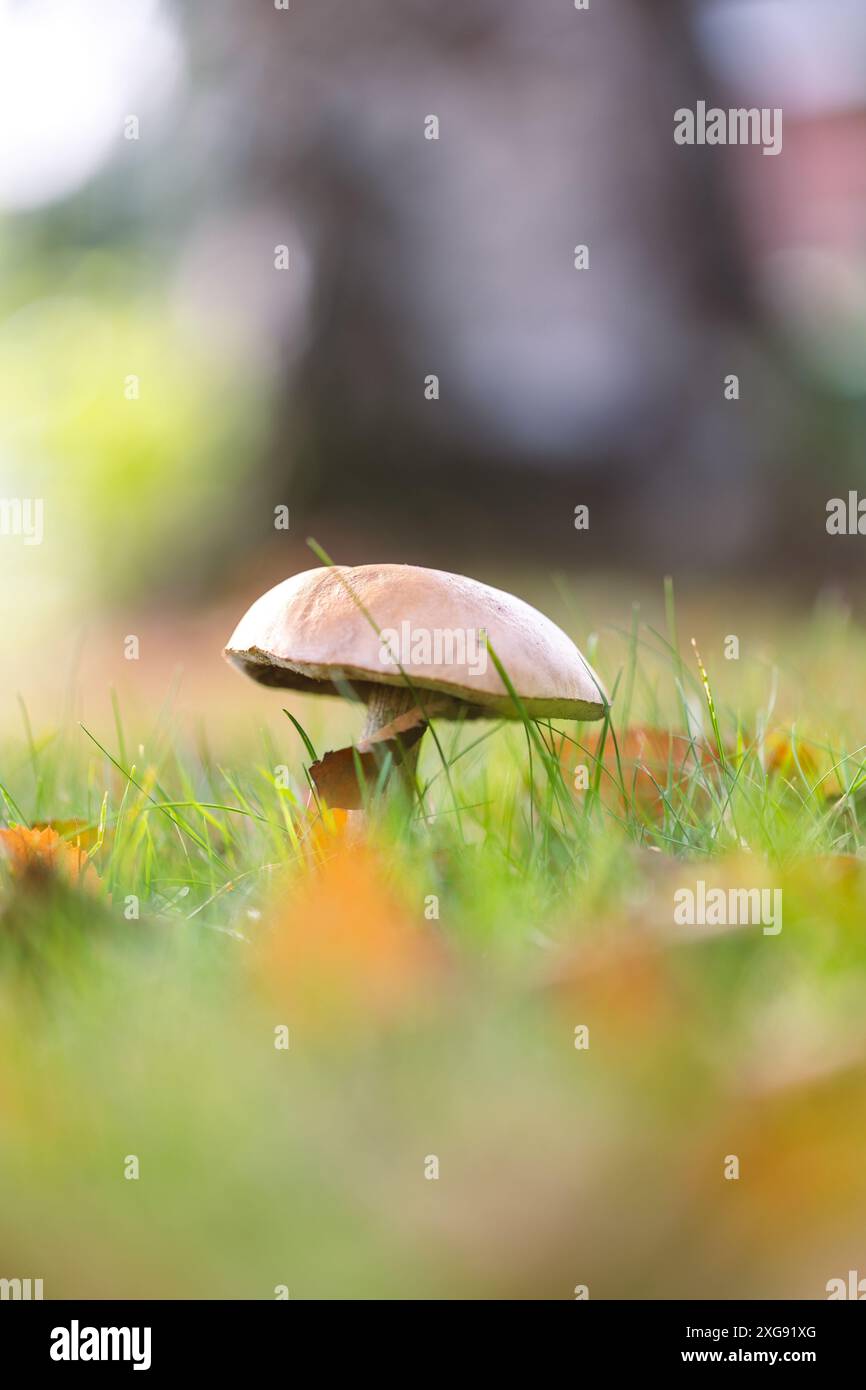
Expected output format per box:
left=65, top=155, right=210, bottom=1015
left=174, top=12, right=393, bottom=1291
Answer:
left=309, top=702, right=440, bottom=809
left=570, top=725, right=717, bottom=821
left=763, top=730, right=820, bottom=782
left=258, top=838, right=445, bottom=1029
left=0, top=824, right=100, bottom=891
left=30, top=818, right=112, bottom=853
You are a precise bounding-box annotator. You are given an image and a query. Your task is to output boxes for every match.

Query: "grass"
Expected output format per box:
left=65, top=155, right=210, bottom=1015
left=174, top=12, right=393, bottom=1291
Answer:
left=2, top=584, right=866, bottom=1298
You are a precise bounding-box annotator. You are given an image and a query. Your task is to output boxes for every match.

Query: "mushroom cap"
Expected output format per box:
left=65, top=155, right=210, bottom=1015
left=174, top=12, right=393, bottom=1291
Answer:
left=224, top=564, right=607, bottom=720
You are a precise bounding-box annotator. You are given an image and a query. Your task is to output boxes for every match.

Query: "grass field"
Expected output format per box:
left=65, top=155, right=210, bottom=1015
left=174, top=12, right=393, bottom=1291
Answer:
left=2, top=579, right=866, bottom=1299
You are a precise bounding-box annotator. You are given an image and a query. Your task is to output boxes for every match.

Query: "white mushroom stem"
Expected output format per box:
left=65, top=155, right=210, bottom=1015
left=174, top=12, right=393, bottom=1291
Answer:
left=361, top=682, right=417, bottom=738
left=361, top=682, right=425, bottom=791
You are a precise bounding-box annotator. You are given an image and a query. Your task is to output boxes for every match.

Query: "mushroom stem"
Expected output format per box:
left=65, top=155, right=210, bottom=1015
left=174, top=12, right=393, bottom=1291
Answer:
left=361, top=683, right=425, bottom=793
left=361, top=683, right=418, bottom=739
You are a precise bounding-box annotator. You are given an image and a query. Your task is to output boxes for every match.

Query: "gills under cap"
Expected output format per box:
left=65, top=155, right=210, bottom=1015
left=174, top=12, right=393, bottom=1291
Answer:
left=224, top=563, right=607, bottom=721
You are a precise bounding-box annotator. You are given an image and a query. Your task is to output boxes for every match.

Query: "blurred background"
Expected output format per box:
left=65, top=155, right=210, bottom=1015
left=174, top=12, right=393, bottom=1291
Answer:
left=2, top=0, right=866, bottom=660
left=3, top=0, right=866, bottom=1304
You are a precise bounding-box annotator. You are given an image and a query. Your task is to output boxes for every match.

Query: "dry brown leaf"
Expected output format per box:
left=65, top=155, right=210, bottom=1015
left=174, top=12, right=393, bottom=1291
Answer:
left=309, top=701, right=440, bottom=809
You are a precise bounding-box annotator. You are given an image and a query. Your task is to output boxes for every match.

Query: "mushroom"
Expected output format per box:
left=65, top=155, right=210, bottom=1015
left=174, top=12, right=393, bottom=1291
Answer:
left=224, top=564, right=607, bottom=807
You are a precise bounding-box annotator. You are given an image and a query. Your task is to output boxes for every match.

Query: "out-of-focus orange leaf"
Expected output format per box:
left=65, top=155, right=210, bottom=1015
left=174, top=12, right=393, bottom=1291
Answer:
left=0, top=824, right=100, bottom=892
left=763, top=730, right=820, bottom=782
left=301, top=804, right=358, bottom=861
left=258, top=838, right=445, bottom=1029
left=539, top=931, right=677, bottom=1046
left=568, top=725, right=716, bottom=821
left=30, top=818, right=109, bottom=853
left=699, top=1069, right=866, bottom=1242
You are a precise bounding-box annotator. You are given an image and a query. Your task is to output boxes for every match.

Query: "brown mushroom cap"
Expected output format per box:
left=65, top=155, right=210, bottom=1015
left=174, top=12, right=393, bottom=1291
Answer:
left=224, top=564, right=607, bottom=720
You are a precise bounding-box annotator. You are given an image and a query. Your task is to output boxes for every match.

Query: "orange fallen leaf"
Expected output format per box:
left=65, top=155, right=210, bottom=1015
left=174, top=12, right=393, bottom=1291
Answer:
left=540, top=935, right=675, bottom=1040
left=569, top=725, right=717, bottom=821
left=763, top=730, right=820, bottom=782
left=30, top=818, right=109, bottom=853
left=258, top=838, right=445, bottom=1029
left=0, top=824, right=100, bottom=892
left=301, top=804, right=358, bottom=861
